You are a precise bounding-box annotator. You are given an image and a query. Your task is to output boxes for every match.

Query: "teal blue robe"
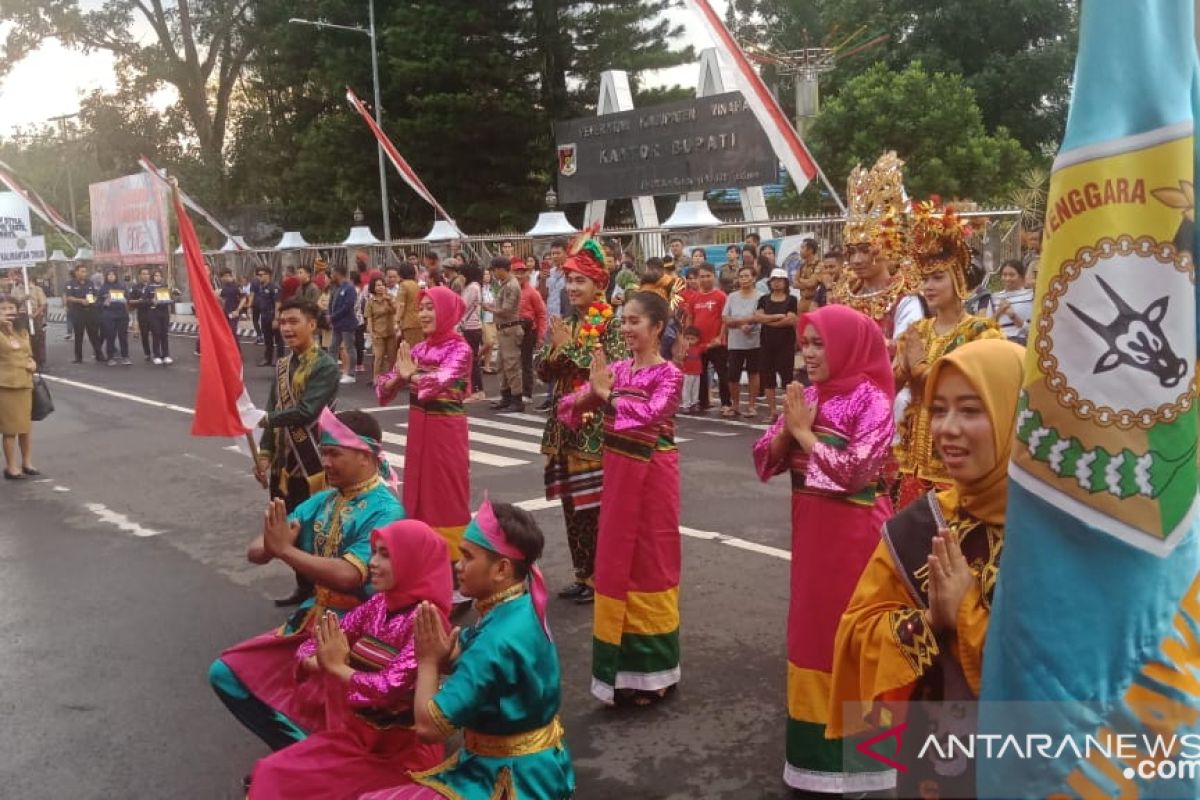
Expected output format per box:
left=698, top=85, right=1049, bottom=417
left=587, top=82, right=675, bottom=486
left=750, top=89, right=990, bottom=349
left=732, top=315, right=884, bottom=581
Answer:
left=414, top=591, right=575, bottom=800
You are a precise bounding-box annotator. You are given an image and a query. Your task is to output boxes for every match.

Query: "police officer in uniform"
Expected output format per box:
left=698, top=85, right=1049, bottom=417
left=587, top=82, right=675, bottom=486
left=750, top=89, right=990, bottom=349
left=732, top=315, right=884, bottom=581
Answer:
left=64, top=263, right=105, bottom=363
left=252, top=266, right=282, bottom=366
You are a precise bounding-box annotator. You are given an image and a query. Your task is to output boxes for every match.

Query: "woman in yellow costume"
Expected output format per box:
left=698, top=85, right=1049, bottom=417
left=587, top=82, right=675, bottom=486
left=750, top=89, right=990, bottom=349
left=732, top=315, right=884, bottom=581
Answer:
left=892, top=199, right=1002, bottom=508
left=828, top=338, right=1025, bottom=798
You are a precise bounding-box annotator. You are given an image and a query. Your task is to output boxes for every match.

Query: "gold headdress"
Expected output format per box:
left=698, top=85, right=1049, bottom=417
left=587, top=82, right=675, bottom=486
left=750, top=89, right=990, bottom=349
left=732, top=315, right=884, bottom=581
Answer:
left=638, top=272, right=687, bottom=311
left=909, top=196, right=973, bottom=299
left=843, top=151, right=908, bottom=260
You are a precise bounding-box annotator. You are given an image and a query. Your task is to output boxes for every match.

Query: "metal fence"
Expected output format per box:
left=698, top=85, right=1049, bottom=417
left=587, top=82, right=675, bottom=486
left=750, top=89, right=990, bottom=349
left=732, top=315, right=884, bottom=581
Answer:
left=36, top=207, right=1025, bottom=299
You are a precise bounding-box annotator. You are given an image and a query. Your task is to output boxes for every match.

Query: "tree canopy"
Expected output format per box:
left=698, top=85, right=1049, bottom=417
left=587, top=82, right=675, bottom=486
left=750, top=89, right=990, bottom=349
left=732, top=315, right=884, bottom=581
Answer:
left=0, top=0, right=1075, bottom=241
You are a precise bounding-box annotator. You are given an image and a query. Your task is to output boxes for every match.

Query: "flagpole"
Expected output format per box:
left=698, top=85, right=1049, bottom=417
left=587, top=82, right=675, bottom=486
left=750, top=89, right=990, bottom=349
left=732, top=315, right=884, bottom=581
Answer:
left=814, top=161, right=847, bottom=215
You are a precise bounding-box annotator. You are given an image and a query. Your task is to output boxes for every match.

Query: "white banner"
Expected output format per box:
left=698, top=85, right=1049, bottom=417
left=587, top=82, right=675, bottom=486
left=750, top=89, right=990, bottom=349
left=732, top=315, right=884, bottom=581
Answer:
left=0, top=234, right=46, bottom=267
left=0, top=191, right=33, bottom=240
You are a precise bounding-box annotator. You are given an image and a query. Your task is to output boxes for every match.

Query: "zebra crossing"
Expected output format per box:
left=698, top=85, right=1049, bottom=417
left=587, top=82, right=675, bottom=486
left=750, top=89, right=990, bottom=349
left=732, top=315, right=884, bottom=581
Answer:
left=372, top=410, right=695, bottom=472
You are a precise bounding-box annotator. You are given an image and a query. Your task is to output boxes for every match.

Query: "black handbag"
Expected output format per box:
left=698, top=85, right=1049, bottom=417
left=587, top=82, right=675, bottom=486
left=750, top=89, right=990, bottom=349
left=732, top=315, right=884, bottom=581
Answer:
left=31, top=373, right=53, bottom=421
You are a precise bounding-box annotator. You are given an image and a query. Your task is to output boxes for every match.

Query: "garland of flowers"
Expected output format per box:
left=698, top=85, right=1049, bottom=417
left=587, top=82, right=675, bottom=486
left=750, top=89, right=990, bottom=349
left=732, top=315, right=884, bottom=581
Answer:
left=577, top=300, right=614, bottom=349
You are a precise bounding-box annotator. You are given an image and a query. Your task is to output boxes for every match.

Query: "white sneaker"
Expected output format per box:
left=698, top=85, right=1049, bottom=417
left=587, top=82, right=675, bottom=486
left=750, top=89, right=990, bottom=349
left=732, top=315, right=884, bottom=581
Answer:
left=152, top=358, right=163, bottom=365
left=338, top=374, right=355, bottom=384
left=163, top=357, right=174, bottom=365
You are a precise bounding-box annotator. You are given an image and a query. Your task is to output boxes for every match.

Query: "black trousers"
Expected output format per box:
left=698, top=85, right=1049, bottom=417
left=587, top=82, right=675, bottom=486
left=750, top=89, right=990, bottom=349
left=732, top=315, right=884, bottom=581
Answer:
left=72, top=310, right=104, bottom=361
left=251, top=306, right=263, bottom=338
left=30, top=325, right=46, bottom=370
left=102, top=314, right=130, bottom=360
left=260, top=315, right=282, bottom=363
left=700, top=345, right=731, bottom=408
left=355, top=323, right=367, bottom=367
left=149, top=311, right=171, bottom=359
left=137, top=312, right=152, bottom=357
left=463, top=328, right=484, bottom=394
left=520, top=320, right=537, bottom=399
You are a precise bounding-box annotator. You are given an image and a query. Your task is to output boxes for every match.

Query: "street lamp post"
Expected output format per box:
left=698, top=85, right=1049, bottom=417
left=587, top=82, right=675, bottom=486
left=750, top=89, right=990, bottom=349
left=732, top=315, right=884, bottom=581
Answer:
left=289, top=1, right=391, bottom=241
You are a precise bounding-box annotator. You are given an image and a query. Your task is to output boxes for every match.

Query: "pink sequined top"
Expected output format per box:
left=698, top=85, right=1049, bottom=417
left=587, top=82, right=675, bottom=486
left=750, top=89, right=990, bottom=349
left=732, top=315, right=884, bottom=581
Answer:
left=752, top=381, right=894, bottom=495
left=375, top=337, right=473, bottom=406
left=558, top=359, right=683, bottom=432
left=296, top=593, right=420, bottom=710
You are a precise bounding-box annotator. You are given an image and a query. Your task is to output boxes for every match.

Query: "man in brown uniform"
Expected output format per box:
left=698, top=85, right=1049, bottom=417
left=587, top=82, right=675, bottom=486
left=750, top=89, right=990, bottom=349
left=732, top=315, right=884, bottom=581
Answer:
left=488, top=256, right=524, bottom=411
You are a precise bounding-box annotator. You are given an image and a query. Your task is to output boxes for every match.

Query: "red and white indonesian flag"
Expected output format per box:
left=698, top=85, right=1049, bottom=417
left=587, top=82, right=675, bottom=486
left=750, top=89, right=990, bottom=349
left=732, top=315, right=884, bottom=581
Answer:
left=683, top=0, right=820, bottom=194
left=172, top=188, right=264, bottom=437
left=0, top=158, right=89, bottom=244
left=346, top=87, right=458, bottom=230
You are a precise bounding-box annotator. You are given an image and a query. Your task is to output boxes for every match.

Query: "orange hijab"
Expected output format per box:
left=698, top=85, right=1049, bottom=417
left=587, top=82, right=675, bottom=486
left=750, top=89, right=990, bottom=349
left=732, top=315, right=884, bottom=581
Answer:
left=923, top=339, right=1025, bottom=526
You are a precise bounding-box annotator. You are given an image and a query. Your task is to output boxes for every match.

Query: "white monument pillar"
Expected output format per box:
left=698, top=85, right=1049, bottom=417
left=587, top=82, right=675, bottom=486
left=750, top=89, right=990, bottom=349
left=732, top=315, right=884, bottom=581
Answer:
left=583, top=70, right=663, bottom=258
left=685, top=48, right=772, bottom=240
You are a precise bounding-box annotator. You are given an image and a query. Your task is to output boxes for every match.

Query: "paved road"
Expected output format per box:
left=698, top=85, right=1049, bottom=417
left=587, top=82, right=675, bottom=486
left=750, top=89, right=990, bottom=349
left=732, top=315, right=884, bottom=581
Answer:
left=2, top=327, right=801, bottom=799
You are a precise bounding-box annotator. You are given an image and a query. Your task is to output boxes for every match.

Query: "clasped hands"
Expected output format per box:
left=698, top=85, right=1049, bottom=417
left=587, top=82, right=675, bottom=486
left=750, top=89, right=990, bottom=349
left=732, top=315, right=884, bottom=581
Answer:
left=925, top=528, right=976, bottom=636
left=262, top=497, right=300, bottom=559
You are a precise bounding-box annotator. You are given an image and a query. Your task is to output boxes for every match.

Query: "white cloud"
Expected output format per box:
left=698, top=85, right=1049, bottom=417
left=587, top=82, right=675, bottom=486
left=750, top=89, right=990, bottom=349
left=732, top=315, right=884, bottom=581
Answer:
left=641, top=0, right=727, bottom=91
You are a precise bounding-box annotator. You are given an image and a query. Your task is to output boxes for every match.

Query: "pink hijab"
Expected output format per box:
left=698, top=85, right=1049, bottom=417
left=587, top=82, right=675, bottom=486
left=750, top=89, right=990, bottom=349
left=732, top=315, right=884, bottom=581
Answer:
left=369, top=520, right=453, bottom=617
left=418, top=285, right=466, bottom=344
left=797, top=304, right=895, bottom=401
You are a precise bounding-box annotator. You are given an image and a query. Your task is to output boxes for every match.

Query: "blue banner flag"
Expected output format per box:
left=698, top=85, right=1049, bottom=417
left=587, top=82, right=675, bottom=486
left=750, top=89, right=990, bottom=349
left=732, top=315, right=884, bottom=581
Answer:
left=980, top=1, right=1200, bottom=797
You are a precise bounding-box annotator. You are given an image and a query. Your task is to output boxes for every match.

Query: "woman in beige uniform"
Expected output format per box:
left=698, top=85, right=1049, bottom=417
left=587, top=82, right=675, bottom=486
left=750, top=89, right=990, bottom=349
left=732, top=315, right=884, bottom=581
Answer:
left=0, top=294, right=38, bottom=480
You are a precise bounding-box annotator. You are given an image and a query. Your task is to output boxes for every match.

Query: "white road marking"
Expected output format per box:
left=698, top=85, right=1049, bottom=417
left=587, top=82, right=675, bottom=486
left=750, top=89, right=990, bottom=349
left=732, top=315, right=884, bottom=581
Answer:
left=84, top=502, right=163, bottom=538
left=466, top=418, right=546, bottom=437
left=379, top=431, right=527, bottom=468
left=677, top=415, right=769, bottom=432
left=700, top=431, right=741, bottom=437
left=511, top=496, right=789, bottom=562
left=53, top=485, right=70, bottom=493
left=41, top=375, right=193, bottom=415
left=494, top=411, right=690, bottom=442
left=360, top=405, right=409, bottom=413
left=514, top=497, right=561, bottom=512
left=396, top=423, right=543, bottom=454
left=498, top=411, right=553, bottom=425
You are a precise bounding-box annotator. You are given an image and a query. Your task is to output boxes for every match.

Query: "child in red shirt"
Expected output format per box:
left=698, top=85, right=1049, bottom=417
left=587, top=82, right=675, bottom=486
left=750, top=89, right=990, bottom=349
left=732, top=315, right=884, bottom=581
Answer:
left=677, top=326, right=703, bottom=413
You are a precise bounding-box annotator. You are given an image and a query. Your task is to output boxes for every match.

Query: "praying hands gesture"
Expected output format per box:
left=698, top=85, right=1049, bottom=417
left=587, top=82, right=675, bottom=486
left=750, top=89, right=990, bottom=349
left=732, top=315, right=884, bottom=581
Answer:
left=901, top=327, right=926, bottom=375
left=783, top=382, right=818, bottom=452
left=392, top=342, right=418, bottom=382
left=262, top=497, right=300, bottom=559
left=549, top=317, right=572, bottom=349
left=588, top=348, right=614, bottom=403
left=926, top=528, right=975, bottom=635
left=415, top=601, right=459, bottom=673
left=315, top=610, right=354, bottom=681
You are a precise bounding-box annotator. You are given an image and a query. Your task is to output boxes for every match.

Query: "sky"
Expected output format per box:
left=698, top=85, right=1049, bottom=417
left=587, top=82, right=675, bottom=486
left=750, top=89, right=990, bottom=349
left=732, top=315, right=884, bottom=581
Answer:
left=0, top=2, right=729, bottom=136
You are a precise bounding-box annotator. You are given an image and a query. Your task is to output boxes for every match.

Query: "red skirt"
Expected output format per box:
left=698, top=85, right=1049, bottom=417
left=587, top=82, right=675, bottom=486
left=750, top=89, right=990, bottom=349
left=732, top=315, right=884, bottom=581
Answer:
left=220, top=629, right=329, bottom=735
left=403, top=405, right=470, bottom=559
left=250, top=710, right=443, bottom=800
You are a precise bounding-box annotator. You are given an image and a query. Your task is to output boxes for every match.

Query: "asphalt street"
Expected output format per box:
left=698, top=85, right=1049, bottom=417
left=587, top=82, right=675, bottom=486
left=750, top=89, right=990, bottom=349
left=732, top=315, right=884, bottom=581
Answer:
left=1, top=325, right=800, bottom=799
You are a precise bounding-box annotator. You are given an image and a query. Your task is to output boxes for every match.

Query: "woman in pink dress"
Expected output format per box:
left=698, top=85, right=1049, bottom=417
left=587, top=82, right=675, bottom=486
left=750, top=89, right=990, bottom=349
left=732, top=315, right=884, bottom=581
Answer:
left=752, top=304, right=897, bottom=794
left=247, top=520, right=453, bottom=799
left=557, top=291, right=684, bottom=706
left=376, top=286, right=473, bottom=563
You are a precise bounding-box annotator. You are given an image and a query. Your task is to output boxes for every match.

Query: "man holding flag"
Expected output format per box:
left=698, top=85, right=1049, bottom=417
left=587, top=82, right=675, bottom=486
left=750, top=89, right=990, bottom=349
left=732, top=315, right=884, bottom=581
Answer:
left=168, top=172, right=341, bottom=609
left=255, top=296, right=342, bottom=607
left=979, top=1, right=1200, bottom=797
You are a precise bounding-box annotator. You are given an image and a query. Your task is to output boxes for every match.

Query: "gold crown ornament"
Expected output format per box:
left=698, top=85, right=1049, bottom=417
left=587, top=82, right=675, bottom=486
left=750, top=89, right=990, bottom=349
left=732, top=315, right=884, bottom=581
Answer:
left=908, top=196, right=973, bottom=299
left=843, top=151, right=908, bottom=259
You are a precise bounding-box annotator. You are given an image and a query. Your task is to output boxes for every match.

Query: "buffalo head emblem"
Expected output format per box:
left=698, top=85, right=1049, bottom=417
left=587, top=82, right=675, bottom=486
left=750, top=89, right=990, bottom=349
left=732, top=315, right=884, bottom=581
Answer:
left=1067, top=275, right=1187, bottom=388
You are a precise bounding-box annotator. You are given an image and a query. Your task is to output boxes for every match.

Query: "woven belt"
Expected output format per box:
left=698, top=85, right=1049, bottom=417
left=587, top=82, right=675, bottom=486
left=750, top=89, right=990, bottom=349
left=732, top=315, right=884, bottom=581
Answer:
left=497, top=320, right=522, bottom=330
left=464, top=716, right=564, bottom=758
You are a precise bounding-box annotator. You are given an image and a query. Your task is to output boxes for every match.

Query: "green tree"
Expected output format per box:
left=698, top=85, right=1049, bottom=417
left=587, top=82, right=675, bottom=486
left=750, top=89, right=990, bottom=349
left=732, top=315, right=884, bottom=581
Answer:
left=805, top=62, right=1031, bottom=204
left=791, top=0, right=1077, bottom=153
left=557, top=1, right=695, bottom=112
left=1, top=0, right=271, bottom=187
